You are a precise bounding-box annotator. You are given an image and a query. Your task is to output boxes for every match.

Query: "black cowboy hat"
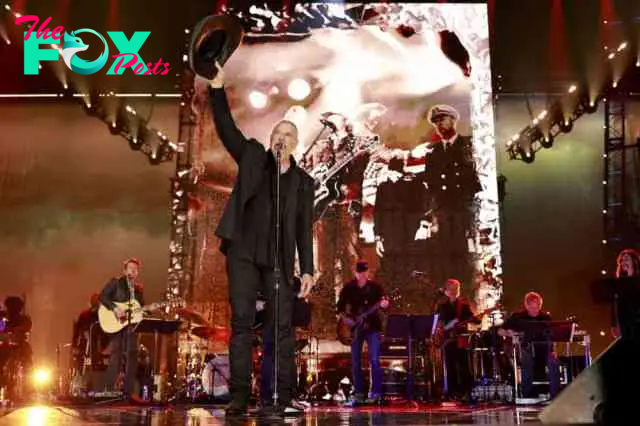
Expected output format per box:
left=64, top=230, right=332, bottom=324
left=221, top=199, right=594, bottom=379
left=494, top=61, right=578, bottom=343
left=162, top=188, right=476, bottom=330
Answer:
left=188, top=14, right=244, bottom=80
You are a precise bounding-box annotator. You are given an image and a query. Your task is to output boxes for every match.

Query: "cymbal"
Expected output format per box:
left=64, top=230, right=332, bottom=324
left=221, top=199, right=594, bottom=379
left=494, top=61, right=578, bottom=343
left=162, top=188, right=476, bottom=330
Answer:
left=191, top=326, right=229, bottom=341
left=175, top=308, right=208, bottom=325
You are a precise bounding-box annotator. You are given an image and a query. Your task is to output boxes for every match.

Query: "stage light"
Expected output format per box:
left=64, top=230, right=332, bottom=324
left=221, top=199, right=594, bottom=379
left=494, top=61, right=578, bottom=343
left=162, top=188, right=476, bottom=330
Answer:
left=129, top=135, right=141, bottom=151
left=608, top=52, right=615, bottom=60
left=248, top=90, right=268, bottom=109
left=617, top=42, right=627, bottom=51
left=32, top=367, right=51, bottom=388
left=3, top=4, right=10, bottom=10
left=540, top=135, right=554, bottom=149
left=582, top=98, right=599, bottom=114
left=109, top=121, right=121, bottom=135
left=518, top=146, right=535, bottom=164
left=287, top=78, right=311, bottom=101
left=559, top=119, right=573, bottom=133
left=568, top=85, right=577, bottom=93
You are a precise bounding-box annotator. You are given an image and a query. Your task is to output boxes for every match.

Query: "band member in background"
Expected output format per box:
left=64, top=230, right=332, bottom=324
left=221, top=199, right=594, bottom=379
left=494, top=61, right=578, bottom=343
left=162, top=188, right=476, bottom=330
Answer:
left=0, top=296, right=33, bottom=391
left=337, top=260, right=389, bottom=405
left=98, top=258, right=145, bottom=399
left=436, top=279, right=478, bottom=401
left=611, top=248, right=640, bottom=339
left=500, top=292, right=560, bottom=400
left=72, top=293, right=108, bottom=378
left=422, top=105, right=481, bottom=290
left=206, top=62, right=315, bottom=417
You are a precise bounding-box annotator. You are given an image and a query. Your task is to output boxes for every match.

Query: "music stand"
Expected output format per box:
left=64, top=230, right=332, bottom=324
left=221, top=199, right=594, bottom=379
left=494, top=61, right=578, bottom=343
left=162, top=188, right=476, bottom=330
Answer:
left=518, top=320, right=575, bottom=344
left=133, top=319, right=181, bottom=403
left=386, top=314, right=438, bottom=401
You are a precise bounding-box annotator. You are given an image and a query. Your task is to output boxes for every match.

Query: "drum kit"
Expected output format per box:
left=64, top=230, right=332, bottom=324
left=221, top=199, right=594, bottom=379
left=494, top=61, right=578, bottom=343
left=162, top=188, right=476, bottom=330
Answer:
left=175, top=301, right=316, bottom=403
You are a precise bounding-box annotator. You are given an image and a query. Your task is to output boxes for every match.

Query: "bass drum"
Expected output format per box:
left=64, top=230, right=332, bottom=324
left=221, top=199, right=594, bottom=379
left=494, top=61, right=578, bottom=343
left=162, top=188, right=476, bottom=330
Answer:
left=201, top=354, right=231, bottom=400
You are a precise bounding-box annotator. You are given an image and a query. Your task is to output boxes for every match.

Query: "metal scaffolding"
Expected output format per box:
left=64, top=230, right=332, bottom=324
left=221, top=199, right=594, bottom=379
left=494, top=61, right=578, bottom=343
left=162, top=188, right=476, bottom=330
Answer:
left=603, top=95, right=640, bottom=273
left=166, top=60, right=198, bottom=302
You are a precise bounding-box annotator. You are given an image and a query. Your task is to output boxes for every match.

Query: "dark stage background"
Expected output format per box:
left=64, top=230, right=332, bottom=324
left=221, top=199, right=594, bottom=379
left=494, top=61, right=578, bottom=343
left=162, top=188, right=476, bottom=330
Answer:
left=0, top=96, right=617, bottom=365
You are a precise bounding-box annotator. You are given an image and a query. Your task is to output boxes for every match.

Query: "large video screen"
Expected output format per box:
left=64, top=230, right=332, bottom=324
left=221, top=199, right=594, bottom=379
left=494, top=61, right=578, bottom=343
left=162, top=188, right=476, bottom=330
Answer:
left=189, top=3, right=502, bottom=339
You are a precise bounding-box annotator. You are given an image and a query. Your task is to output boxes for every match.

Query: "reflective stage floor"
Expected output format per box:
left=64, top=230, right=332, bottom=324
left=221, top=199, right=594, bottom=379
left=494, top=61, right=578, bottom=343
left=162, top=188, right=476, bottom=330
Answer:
left=0, top=403, right=587, bottom=425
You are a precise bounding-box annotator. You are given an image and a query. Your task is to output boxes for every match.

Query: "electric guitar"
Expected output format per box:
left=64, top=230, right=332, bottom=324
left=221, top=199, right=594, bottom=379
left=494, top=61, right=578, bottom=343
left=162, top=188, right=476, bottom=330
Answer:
left=336, top=288, right=400, bottom=345
left=433, top=304, right=501, bottom=347
left=313, top=136, right=379, bottom=220
left=98, top=299, right=184, bottom=334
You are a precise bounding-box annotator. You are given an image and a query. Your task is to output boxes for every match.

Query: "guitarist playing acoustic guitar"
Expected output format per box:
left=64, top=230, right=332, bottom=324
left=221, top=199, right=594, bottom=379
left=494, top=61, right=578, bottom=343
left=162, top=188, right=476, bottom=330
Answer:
left=97, top=258, right=149, bottom=400
left=336, top=260, right=390, bottom=406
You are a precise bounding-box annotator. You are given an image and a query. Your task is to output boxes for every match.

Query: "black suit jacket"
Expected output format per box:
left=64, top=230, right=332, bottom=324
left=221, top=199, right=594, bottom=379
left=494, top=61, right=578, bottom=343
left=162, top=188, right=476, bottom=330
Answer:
left=423, top=135, right=481, bottom=207
left=99, top=276, right=144, bottom=311
left=210, top=87, right=314, bottom=281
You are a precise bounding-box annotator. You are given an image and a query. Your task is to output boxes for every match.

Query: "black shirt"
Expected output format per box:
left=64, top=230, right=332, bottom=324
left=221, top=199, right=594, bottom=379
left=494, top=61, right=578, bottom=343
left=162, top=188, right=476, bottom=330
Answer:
left=503, top=310, right=552, bottom=329
left=436, top=298, right=476, bottom=326
left=337, top=280, right=385, bottom=332
left=230, top=152, right=293, bottom=268
left=503, top=310, right=553, bottom=345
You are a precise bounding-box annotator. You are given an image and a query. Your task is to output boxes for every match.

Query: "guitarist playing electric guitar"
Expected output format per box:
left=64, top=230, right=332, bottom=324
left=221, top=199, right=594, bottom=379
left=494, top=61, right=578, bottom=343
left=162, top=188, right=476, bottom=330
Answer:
left=98, top=258, right=148, bottom=400
left=336, top=260, right=389, bottom=405
left=434, top=278, right=481, bottom=401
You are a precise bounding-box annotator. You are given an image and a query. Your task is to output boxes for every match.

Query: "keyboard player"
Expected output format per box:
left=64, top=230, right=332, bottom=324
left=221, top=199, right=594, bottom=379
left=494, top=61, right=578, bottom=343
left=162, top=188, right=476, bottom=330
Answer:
left=500, top=292, right=560, bottom=400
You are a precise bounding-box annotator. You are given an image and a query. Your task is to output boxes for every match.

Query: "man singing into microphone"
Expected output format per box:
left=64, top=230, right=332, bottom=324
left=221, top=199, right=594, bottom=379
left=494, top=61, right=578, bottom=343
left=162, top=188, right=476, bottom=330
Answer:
left=205, top=62, right=315, bottom=417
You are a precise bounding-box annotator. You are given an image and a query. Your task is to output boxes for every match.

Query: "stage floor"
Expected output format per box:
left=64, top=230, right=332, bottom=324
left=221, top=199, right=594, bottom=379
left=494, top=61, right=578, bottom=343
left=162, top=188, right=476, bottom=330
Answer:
left=0, top=403, right=584, bottom=425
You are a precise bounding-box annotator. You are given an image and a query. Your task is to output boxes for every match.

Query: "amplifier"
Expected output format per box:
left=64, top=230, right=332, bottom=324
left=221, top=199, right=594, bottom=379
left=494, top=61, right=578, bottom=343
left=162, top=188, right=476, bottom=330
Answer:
left=381, top=339, right=409, bottom=357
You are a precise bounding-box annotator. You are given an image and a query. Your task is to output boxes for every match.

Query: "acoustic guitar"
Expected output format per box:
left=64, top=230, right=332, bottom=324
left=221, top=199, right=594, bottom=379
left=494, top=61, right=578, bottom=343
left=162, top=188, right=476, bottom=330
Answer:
left=336, top=289, right=400, bottom=345
left=98, top=299, right=183, bottom=334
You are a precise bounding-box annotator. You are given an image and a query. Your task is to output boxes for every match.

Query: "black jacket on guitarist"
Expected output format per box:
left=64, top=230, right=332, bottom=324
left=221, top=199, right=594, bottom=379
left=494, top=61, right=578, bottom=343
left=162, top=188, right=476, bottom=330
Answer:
left=436, top=297, right=476, bottom=328
left=99, top=276, right=145, bottom=311
left=337, top=279, right=385, bottom=332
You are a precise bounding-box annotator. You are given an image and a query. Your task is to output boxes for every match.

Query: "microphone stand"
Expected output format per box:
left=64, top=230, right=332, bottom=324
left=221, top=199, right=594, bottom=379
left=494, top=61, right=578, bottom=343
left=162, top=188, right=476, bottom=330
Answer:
left=272, top=147, right=282, bottom=407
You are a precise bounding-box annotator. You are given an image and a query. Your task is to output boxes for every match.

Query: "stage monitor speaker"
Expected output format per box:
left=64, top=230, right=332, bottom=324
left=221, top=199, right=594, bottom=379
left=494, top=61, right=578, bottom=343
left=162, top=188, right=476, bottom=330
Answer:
left=539, top=338, right=640, bottom=424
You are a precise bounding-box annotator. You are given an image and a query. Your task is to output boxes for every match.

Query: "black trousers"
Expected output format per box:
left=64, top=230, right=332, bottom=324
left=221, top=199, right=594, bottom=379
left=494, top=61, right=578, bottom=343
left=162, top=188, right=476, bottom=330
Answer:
left=227, top=253, right=296, bottom=405
left=102, top=326, right=138, bottom=396
left=443, top=341, right=472, bottom=398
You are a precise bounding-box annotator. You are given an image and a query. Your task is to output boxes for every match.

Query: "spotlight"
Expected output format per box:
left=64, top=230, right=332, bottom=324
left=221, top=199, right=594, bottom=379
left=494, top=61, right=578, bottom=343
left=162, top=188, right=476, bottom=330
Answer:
left=519, top=147, right=535, bottom=164
left=108, top=121, right=121, bottom=135
left=148, top=150, right=162, bottom=165
left=559, top=119, right=573, bottom=133
left=32, top=367, right=52, bottom=388
left=582, top=98, right=599, bottom=114
left=248, top=90, right=268, bottom=109
left=540, top=135, right=554, bottom=149
left=287, top=79, right=311, bottom=101
left=83, top=90, right=101, bottom=116
left=128, top=135, right=141, bottom=150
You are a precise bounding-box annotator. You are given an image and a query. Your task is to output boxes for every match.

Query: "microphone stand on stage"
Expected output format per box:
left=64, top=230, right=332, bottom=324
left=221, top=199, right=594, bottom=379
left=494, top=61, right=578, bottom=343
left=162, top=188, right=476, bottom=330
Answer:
left=272, top=144, right=283, bottom=408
